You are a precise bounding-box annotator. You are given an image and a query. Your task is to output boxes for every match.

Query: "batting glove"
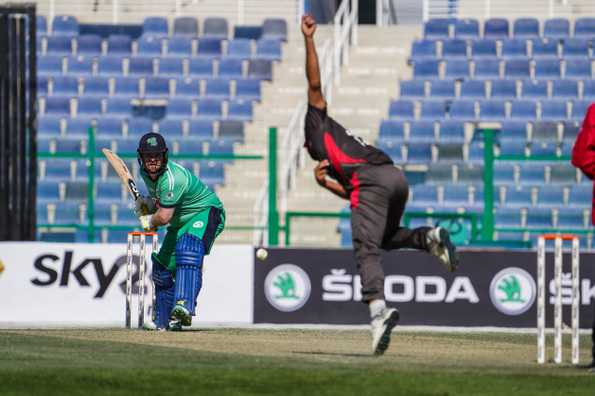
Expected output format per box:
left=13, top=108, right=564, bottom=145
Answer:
left=134, top=196, right=157, bottom=217
left=139, top=214, right=155, bottom=231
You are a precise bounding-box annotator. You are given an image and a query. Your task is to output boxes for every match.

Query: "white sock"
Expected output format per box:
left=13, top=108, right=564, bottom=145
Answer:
left=426, top=227, right=439, bottom=244
left=369, top=299, right=386, bottom=319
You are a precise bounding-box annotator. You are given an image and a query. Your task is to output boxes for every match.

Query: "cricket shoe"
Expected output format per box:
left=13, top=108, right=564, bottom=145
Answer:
left=371, top=307, right=400, bottom=356
left=170, top=303, right=192, bottom=327
left=427, top=227, right=459, bottom=272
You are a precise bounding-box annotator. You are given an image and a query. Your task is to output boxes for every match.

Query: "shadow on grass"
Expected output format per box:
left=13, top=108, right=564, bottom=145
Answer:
left=293, top=350, right=372, bottom=358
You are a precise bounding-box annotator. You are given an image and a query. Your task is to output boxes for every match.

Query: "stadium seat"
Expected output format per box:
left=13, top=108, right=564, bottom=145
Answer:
left=574, top=17, right=595, bottom=38
left=501, top=39, right=528, bottom=59
left=76, top=97, right=102, bottom=116
left=471, top=39, right=497, bottom=59
left=158, top=57, right=184, bottom=77
left=378, top=120, right=405, bottom=142
left=439, top=120, right=466, bottom=143
left=38, top=115, right=62, bottom=137
left=128, top=56, right=154, bottom=76
left=96, top=117, right=124, bottom=137
left=37, top=15, right=47, bottom=36
left=97, top=55, right=125, bottom=76
left=38, top=180, right=60, bottom=202
left=406, top=143, right=433, bottom=163
left=458, top=164, right=483, bottom=183
left=537, top=186, right=564, bottom=206
left=534, top=58, right=561, bottom=79
left=199, top=161, right=225, bottom=186
left=166, top=36, right=193, bottom=57
left=436, top=143, right=465, bottom=162
left=255, top=39, right=282, bottom=61
left=55, top=201, right=83, bottom=223
left=410, top=39, right=437, bottom=62
left=247, top=59, right=272, bottom=80
left=505, top=59, right=531, bottom=79
left=227, top=100, right=253, bottom=121
left=235, top=79, right=261, bottom=102
left=209, top=140, right=235, bottom=159
left=67, top=55, right=93, bottom=75
left=144, top=77, right=170, bottom=98
left=519, top=162, right=546, bottom=183
left=399, top=80, right=425, bottom=98
left=499, top=140, right=527, bottom=156
left=413, top=59, right=440, bottom=79
left=226, top=38, right=253, bottom=59
left=188, top=119, right=214, bottom=139
left=47, top=36, right=72, bottom=55
left=495, top=208, right=523, bottom=227
left=175, top=78, right=200, bottom=97
left=75, top=34, right=103, bottom=56
left=565, top=59, right=592, bottom=80
left=411, top=184, right=439, bottom=206
left=65, top=116, right=94, bottom=137
left=460, top=80, right=486, bottom=98
left=454, top=19, right=479, bottom=39
left=205, top=78, right=231, bottom=99
left=526, top=208, right=553, bottom=228
left=52, top=76, right=79, bottom=96
left=198, top=37, right=222, bottom=56
left=529, top=141, right=557, bottom=157
left=424, top=18, right=451, bottom=39
left=484, top=18, right=509, bottom=38
left=510, top=100, right=537, bottom=119
left=551, top=80, right=578, bottom=99
left=429, top=80, right=455, bottom=98
left=557, top=208, right=587, bottom=228
left=55, top=137, right=82, bottom=154
left=562, top=120, right=580, bottom=141
left=173, top=16, right=198, bottom=36
left=409, top=121, right=436, bottom=143
left=167, top=98, right=193, bottom=118
left=189, top=58, right=214, bottom=78
left=490, top=79, right=516, bottom=98
left=444, top=59, right=471, bottom=79
left=39, top=55, right=64, bottom=76
left=505, top=187, right=532, bottom=207
left=203, top=17, right=229, bottom=39
left=234, top=26, right=262, bottom=40
left=569, top=184, right=591, bottom=206
left=127, top=117, right=153, bottom=139
left=157, top=118, right=185, bottom=138
left=562, top=38, right=590, bottom=58
left=389, top=100, right=415, bottom=119
left=143, top=17, right=168, bottom=37
left=175, top=139, right=204, bottom=155
left=378, top=141, right=403, bottom=162
left=442, top=39, right=467, bottom=59
left=52, top=15, right=79, bottom=36
left=494, top=163, right=517, bottom=184
left=572, top=100, right=592, bottom=120
left=521, top=80, right=548, bottom=98
left=531, top=121, right=558, bottom=142
left=106, top=97, right=133, bottom=117
left=262, top=18, right=287, bottom=41
left=114, top=76, right=140, bottom=97
left=543, top=18, right=570, bottom=39
left=500, top=120, right=529, bottom=141
left=449, top=100, right=476, bottom=120
left=513, top=18, right=539, bottom=38
left=531, top=39, right=558, bottom=58
left=44, top=158, right=72, bottom=180
left=583, top=81, right=595, bottom=100
left=479, top=100, right=506, bottom=120
left=107, top=35, right=132, bottom=55
left=138, top=36, right=163, bottom=56
left=196, top=98, right=222, bottom=120
left=474, top=59, right=500, bottom=79
left=443, top=185, right=470, bottom=206
left=550, top=164, right=578, bottom=183
left=44, top=97, right=71, bottom=116
left=420, top=100, right=446, bottom=119
left=38, top=76, right=49, bottom=96
left=219, top=58, right=243, bottom=78
left=540, top=100, right=568, bottom=120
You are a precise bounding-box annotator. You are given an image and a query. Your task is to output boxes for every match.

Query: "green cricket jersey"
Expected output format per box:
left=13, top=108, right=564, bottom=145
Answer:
left=140, top=161, right=223, bottom=229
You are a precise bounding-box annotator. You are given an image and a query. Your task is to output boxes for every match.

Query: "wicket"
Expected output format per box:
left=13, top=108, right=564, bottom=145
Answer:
left=536, top=234, right=580, bottom=365
left=126, top=231, right=158, bottom=329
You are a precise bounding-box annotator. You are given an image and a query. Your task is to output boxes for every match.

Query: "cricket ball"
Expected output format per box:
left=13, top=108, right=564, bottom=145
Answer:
left=256, top=248, right=268, bottom=261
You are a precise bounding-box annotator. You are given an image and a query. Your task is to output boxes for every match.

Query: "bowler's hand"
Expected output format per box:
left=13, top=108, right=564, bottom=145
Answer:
left=314, top=159, right=330, bottom=187
left=301, top=15, right=316, bottom=38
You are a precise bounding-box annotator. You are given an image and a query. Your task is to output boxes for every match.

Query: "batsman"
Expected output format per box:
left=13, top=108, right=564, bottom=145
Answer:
left=134, top=132, right=225, bottom=331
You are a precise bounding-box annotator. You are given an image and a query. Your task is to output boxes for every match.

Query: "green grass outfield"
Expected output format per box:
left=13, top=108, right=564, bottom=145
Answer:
left=1, top=329, right=594, bottom=395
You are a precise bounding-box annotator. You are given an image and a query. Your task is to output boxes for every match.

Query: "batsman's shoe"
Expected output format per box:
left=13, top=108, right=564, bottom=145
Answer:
left=168, top=319, right=182, bottom=332
left=427, top=227, right=459, bottom=272
left=170, top=303, right=192, bottom=327
left=371, top=307, right=400, bottom=356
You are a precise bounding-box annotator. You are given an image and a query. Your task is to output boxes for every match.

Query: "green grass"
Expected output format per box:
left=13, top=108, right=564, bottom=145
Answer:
left=0, top=329, right=593, bottom=396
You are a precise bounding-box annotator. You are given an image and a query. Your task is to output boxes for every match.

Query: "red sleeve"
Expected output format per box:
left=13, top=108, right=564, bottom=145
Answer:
left=571, top=104, right=595, bottom=180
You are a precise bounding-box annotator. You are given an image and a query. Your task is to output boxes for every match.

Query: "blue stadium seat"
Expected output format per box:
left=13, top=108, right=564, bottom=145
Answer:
left=484, top=18, right=509, bottom=39
left=55, top=137, right=82, bottom=154
left=209, top=140, right=235, bottom=157
left=235, top=79, right=261, bottom=102
left=93, top=202, right=114, bottom=224
left=526, top=208, right=553, bottom=229
left=116, top=204, right=139, bottom=226
left=377, top=142, right=403, bottom=162
left=550, top=163, right=578, bottom=183
left=534, top=58, right=561, bottom=79
left=544, top=18, right=570, bottom=39
left=572, top=100, right=592, bottom=120
left=38, top=180, right=60, bottom=202
left=65, top=116, right=93, bottom=137
left=113, top=76, right=140, bottom=97
left=389, top=100, right=415, bottom=119
left=417, top=100, right=444, bottom=119
left=234, top=26, right=262, bottom=40
left=114, top=139, right=138, bottom=153
left=96, top=117, right=124, bottom=137
left=551, top=80, right=578, bottom=99
left=76, top=97, right=102, bottom=116
left=495, top=208, right=523, bottom=227
left=144, top=77, right=170, bottom=98
left=413, top=59, right=440, bottom=79
left=247, top=59, right=272, bottom=80
left=175, top=139, right=204, bottom=155
left=540, top=100, right=568, bottom=120
left=128, top=56, right=154, bottom=76
left=199, top=161, right=225, bottom=186
left=443, top=185, right=470, bottom=206
left=188, top=119, right=214, bottom=139
left=501, top=39, right=528, bottom=59
left=175, top=78, right=199, bottom=97
left=197, top=37, right=222, bottom=56
left=226, top=38, right=253, bottom=59
left=537, top=186, right=564, bottom=206
left=409, top=121, right=436, bottom=143
left=499, top=140, right=526, bottom=156
left=67, top=55, right=93, bottom=75
left=107, top=35, right=132, bottom=55
left=439, top=120, right=466, bottom=143
left=505, top=59, right=531, bottom=79
left=157, top=118, right=185, bottom=138
left=218, top=120, right=244, bottom=144
left=410, top=39, right=437, bottom=62
left=444, top=59, right=471, bottom=79
left=471, top=39, right=497, bottom=59
left=510, top=100, right=537, bottom=119
left=574, top=17, right=595, bottom=38
left=565, top=59, right=592, bottom=80
left=203, top=17, right=229, bottom=39
left=44, top=158, right=72, bottom=180
left=143, top=17, right=168, bottom=37
left=37, top=15, right=47, bottom=36
left=411, top=185, right=438, bottom=206
left=255, top=39, right=282, bottom=61
left=424, top=18, right=451, bottom=39
left=442, top=39, right=467, bottom=59
left=491, top=79, right=517, bottom=98
left=219, top=58, right=243, bottom=78
left=454, top=19, right=479, bottom=39
left=138, top=36, right=163, bottom=56
left=158, top=57, right=184, bottom=77
left=500, top=120, right=528, bottom=140
left=505, top=187, right=532, bottom=207
left=204, top=78, right=230, bottom=99
left=569, top=184, right=591, bottom=206
left=38, top=76, right=49, bottom=97
left=167, top=98, right=193, bottom=118
left=166, top=36, right=193, bottom=57
left=378, top=120, right=405, bottom=142
left=106, top=97, right=133, bottom=117
left=521, top=79, right=548, bottom=98
left=529, top=141, right=557, bottom=157
left=449, top=100, right=476, bottom=120
left=513, top=18, right=539, bottom=38
left=227, top=100, right=253, bottom=121
left=173, top=17, right=198, bottom=36
left=52, top=15, right=79, bottom=36
left=75, top=34, right=102, bottom=56
left=196, top=98, right=222, bottom=120
left=519, top=162, right=546, bottom=183
left=479, top=100, right=506, bottom=120
left=47, top=36, right=72, bottom=55
left=474, top=59, right=500, bottom=79
left=399, top=80, right=425, bottom=98
left=52, top=76, right=79, bottom=96
left=39, top=55, right=64, bottom=76
left=557, top=208, right=587, bottom=228
left=38, top=115, right=62, bottom=137
left=460, top=80, right=486, bottom=98
left=406, top=143, right=433, bottom=163
left=531, top=39, right=559, bottom=58
left=262, top=18, right=287, bottom=41
left=531, top=121, right=558, bottom=142
left=562, top=38, right=590, bottom=58
left=494, top=163, right=517, bottom=184
left=562, top=121, right=580, bottom=142
left=97, top=56, right=125, bottom=76
left=583, top=81, right=595, bottom=100
left=127, top=117, right=153, bottom=139
left=189, top=58, right=214, bottom=78
left=429, top=80, right=455, bottom=98
left=54, top=202, right=82, bottom=223
left=44, top=97, right=71, bottom=116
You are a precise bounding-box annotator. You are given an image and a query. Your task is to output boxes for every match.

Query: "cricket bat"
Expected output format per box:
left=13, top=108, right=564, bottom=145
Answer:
left=102, top=148, right=141, bottom=201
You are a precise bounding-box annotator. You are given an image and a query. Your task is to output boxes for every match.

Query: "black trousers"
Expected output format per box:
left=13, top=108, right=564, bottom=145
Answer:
left=350, top=164, right=431, bottom=302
